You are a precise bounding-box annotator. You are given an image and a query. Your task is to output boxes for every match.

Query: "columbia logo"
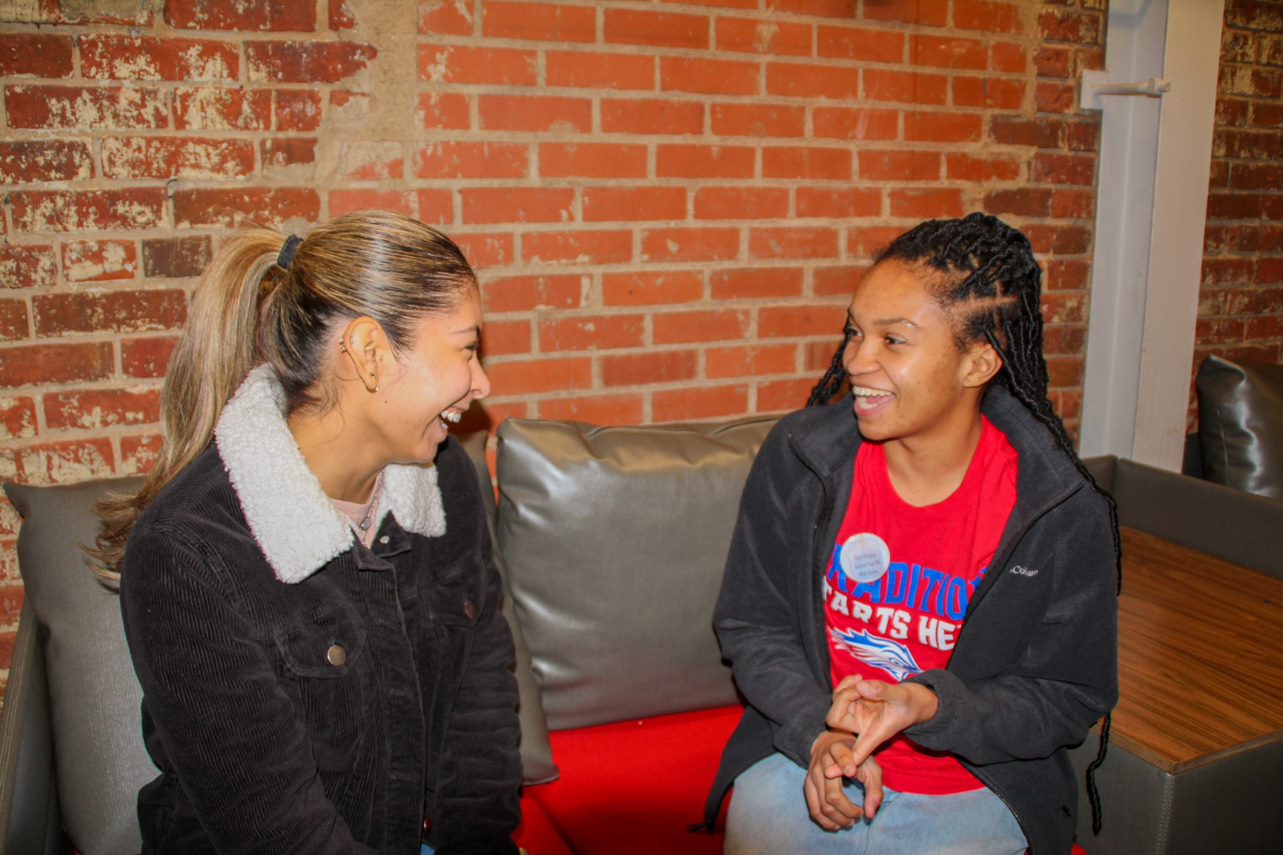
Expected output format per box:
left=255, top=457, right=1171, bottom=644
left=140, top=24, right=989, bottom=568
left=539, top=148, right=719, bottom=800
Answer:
left=1009, top=565, right=1039, bottom=577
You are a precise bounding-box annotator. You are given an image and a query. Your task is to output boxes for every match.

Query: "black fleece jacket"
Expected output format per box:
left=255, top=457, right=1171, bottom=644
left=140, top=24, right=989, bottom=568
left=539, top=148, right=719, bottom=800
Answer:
left=709, top=386, right=1118, bottom=855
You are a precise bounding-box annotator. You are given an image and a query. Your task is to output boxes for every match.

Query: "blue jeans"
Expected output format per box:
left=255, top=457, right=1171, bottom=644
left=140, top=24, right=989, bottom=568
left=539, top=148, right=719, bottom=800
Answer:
left=725, top=752, right=1027, bottom=855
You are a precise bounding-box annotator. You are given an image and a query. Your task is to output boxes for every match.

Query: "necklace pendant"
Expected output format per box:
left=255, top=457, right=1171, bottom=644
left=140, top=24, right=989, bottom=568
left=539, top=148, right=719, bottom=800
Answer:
left=359, top=518, right=371, bottom=531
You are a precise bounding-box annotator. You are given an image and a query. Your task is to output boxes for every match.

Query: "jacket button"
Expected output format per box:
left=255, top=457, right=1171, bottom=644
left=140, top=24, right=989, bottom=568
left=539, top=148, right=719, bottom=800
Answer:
left=463, top=598, right=476, bottom=620
left=326, top=644, right=347, bottom=667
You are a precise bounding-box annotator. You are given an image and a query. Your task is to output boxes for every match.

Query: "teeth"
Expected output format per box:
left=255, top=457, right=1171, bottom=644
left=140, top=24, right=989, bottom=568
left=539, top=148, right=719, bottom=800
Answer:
left=852, top=387, right=892, bottom=398
left=440, top=410, right=462, bottom=424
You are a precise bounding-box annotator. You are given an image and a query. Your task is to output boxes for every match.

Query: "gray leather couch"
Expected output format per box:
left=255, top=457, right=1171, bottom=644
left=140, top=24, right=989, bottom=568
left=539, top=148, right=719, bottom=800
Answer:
left=3, top=416, right=1282, bottom=855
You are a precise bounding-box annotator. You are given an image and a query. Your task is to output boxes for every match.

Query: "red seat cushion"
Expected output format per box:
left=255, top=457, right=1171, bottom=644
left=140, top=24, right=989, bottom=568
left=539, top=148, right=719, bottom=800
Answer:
left=524, top=705, right=741, bottom=855
left=516, top=792, right=574, bottom=855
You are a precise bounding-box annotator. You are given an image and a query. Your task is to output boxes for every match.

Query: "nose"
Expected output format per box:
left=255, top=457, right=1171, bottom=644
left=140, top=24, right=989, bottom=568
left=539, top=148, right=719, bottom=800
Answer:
left=471, top=357, right=491, bottom=400
left=843, top=336, right=875, bottom=376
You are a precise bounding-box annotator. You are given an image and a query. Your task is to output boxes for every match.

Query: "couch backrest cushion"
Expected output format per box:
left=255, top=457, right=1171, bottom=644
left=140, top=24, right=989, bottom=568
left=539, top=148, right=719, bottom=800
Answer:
left=1197, top=354, right=1283, bottom=500
left=5, top=477, right=149, bottom=855
left=495, top=416, right=776, bottom=731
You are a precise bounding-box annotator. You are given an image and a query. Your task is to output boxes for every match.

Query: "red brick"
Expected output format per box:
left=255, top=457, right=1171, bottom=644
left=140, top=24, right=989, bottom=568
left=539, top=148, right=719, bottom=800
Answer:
left=462, top=188, right=575, bottom=225
left=817, top=26, right=905, bottom=63
left=417, top=190, right=453, bottom=226
left=759, top=376, right=824, bottom=412
left=584, top=187, right=686, bottom=222
left=803, top=338, right=844, bottom=370
left=330, top=0, right=355, bottom=29
left=796, top=188, right=881, bottom=218
left=847, top=226, right=906, bottom=258
left=416, top=142, right=527, bottom=179
left=1259, top=259, right=1283, bottom=285
left=249, top=41, right=375, bottom=83
left=888, top=188, right=964, bottom=218
left=716, top=16, right=811, bottom=55
left=771, top=0, right=857, bottom=16
left=11, top=189, right=165, bottom=233
left=1035, top=81, right=1078, bottom=114
left=904, top=111, right=983, bottom=143
left=663, top=0, right=757, bottom=9
left=1039, top=9, right=1103, bottom=44
left=763, top=147, right=852, bottom=180
left=862, top=0, right=947, bottom=26
left=419, top=92, right=471, bottom=130
left=274, top=90, right=323, bottom=131
left=0, top=244, right=57, bottom=290
left=453, top=233, right=515, bottom=268
left=657, top=145, right=755, bottom=179
left=539, top=394, right=645, bottom=425
left=0, top=34, right=74, bottom=77
left=760, top=304, right=845, bottom=338
left=486, top=357, right=593, bottom=395
left=174, top=188, right=319, bottom=228
left=661, top=57, right=759, bottom=95
left=482, top=274, right=583, bottom=312
left=122, top=336, right=179, bottom=378
left=0, top=397, right=37, bottom=441
left=81, top=36, right=238, bottom=81
left=1042, top=325, right=1086, bottom=355
left=35, top=289, right=186, bottom=337
left=484, top=1, right=595, bottom=41
left=990, top=116, right=1063, bottom=148
left=540, top=314, right=645, bottom=351
left=1200, top=258, right=1254, bottom=288
left=547, top=51, right=654, bottom=90
left=1230, top=163, right=1283, bottom=191
left=166, top=0, right=315, bottom=30
left=711, top=103, right=805, bottom=137
left=419, top=44, right=537, bottom=85
left=540, top=143, right=648, bottom=178
left=173, top=87, right=271, bottom=130
left=17, top=439, right=115, bottom=485
left=603, top=271, right=703, bottom=306
left=601, top=99, right=704, bottom=135
left=1035, top=46, right=1071, bottom=78
left=641, top=227, right=740, bottom=262
left=945, top=154, right=1020, bottom=182
left=5, top=85, right=168, bottom=130
left=1208, top=192, right=1265, bottom=220
left=44, top=388, right=161, bottom=431
left=523, top=230, right=632, bottom=265
left=860, top=149, right=941, bottom=182
left=479, top=94, right=591, bottom=132
left=706, top=343, right=797, bottom=378
left=0, top=300, right=28, bottom=341
left=814, top=264, right=869, bottom=297
left=0, top=341, right=114, bottom=386
left=955, top=0, right=1022, bottom=32
left=120, top=433, right=163, bottom=474
left=604, top=9, right=709, bottom=49
left=1066, top=118, right=1100, bottom=153
left=814, top=109, right=897, bottom=143
left=767, top=63, right=859, bottom=99
left=654, top=309, right=748, bottom=344
left=602, top=350, right=697, bottom=386
left=479, top=319, right=531, bottom=357
left=711, top=268, right=803, bottom=300
left=142, top=237, right=211, bottom=279
left=62, top=240, right=138, bottom=283
left=1252, top=101, right=1283, bottom=127
left=1030, top=152, right=1096, bottom=186
left=329, top=190, right=415, bottom=217
left=694, top=187, right=790, bottom=220
left=0, top=141, right=92, bottom=184
left=750, top=227, right=840, bottom=260
left=991, top=42, right=1027, bottom=73
left=339, top=142, right=404, bottom=180
left=263, top=138, right=317, bottom=168
left=653, top=386, right=750, bottom=423
left=419, top=0, right=476, bottom=35
left=985, top=187, right=1053, bottom=218
left=1246, top=315, right=1283, bottom=340
left=100, top=137, right=254, bottom=180
left=911, top=35, right=988, bottom=70
left=952, top=76, right=1025, bottom=109
left=863, top=70, right=948, bottom=105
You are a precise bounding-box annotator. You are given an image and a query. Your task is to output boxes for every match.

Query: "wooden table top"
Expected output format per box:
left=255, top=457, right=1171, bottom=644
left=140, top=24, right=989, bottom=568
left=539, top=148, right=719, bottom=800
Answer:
left=1113, top=527, right=1283, bottom=773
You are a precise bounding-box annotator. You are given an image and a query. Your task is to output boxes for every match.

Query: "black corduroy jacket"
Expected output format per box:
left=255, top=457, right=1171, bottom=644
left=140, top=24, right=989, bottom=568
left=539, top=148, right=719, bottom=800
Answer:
left=120, top=367, right=521, bottom=854
left=708, top=386, right=1119, bottom=855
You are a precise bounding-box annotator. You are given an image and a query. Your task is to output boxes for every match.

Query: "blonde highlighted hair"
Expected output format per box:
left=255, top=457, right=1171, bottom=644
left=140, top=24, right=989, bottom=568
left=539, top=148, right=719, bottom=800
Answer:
left=94, top=210, right=478, bottom=575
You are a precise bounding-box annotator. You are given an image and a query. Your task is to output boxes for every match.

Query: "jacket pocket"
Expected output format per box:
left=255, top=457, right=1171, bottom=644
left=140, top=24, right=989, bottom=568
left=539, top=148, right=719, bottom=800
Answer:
left=423, top=568, right=486, bottom=629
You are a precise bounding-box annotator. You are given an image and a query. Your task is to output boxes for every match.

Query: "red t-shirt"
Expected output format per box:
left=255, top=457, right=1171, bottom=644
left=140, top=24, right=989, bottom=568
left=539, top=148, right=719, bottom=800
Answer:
left=824, top=417, right=1018, bottom=794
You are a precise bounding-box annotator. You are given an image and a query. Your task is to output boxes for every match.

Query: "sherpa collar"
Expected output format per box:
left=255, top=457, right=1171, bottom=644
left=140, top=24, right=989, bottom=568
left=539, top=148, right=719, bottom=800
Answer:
left=214, top=365, right=447, bottom=584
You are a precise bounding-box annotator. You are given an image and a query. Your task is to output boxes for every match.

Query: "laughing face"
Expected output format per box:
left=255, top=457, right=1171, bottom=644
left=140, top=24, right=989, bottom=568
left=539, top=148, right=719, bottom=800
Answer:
left=843, top=260, right=995, bottom=450
left=374, top=289, right=490, bottom=465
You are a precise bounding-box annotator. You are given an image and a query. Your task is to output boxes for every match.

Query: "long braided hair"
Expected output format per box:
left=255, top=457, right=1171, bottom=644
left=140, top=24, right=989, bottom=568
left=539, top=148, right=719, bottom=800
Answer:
left=809, top=212, right=1120, bottom=832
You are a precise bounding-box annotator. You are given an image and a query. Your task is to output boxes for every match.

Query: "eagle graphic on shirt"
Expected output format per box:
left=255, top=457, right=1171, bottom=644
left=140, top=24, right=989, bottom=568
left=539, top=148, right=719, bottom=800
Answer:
left=829, top=627, right=921, bottom=682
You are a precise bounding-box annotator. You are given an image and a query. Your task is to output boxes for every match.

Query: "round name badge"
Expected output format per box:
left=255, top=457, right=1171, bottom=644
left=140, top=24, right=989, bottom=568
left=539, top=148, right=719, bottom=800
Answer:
left=839, top=533, right=891, bottom=584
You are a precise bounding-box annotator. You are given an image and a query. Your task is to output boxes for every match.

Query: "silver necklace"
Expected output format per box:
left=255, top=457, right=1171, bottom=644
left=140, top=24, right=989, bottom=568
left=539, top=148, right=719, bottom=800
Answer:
left=354, top=472, right=384, bottom=535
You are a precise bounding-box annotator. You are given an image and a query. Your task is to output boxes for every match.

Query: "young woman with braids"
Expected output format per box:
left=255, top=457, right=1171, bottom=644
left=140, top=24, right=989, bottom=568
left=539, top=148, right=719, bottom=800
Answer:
left=95, top=211, right=522, bottom=853
left=708, top=213, right=1119, bottom=854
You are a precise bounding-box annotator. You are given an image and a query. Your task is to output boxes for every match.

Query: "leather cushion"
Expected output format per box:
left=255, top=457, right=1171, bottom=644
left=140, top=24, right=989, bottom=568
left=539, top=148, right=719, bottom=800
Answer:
left=1197, top=354, right=1283, bottom=500
left=5, top=477, right=150, bottom=855
left=495, top=416, right=776, bottom=731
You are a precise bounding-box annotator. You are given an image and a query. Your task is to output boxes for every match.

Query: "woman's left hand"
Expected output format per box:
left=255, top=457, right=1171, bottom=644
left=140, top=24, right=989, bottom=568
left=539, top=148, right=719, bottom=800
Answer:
left=824, top=676, right=940, bottom=776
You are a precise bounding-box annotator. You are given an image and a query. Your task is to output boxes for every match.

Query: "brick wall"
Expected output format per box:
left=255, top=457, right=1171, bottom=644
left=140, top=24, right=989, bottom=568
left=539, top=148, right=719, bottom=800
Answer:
left=1194, top=0, right=1283, bottom=424
left=0, top=0, right=1106, bottom=690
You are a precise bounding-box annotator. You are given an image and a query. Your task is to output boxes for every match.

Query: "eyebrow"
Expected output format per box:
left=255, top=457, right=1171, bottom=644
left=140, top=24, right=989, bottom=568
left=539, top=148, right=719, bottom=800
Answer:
left=452, top=324, right=482, bottom=336
left=847, top=311, right=919, bottom=329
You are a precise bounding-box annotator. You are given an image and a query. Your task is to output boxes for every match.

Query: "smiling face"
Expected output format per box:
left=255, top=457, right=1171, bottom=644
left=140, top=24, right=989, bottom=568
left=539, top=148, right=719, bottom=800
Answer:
left=373, top=288, right=490, bottom=465
left=843, top=260, right=997, bottom=450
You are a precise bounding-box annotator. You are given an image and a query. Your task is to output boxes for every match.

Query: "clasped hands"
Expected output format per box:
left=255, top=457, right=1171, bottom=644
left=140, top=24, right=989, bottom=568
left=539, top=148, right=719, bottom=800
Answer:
left=805, top=675, right=941, bottom=831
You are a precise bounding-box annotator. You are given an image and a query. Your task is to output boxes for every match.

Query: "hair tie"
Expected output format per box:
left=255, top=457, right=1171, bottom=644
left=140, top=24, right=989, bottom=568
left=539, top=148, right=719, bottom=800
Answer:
left=276, top=235, right=302, bottom=271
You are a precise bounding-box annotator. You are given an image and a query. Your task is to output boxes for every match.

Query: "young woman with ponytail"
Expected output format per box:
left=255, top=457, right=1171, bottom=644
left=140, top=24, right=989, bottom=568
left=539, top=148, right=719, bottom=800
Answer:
left=96, top=211, right=521, bottom=854
left=708, top=213, right=1119, bottom=854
